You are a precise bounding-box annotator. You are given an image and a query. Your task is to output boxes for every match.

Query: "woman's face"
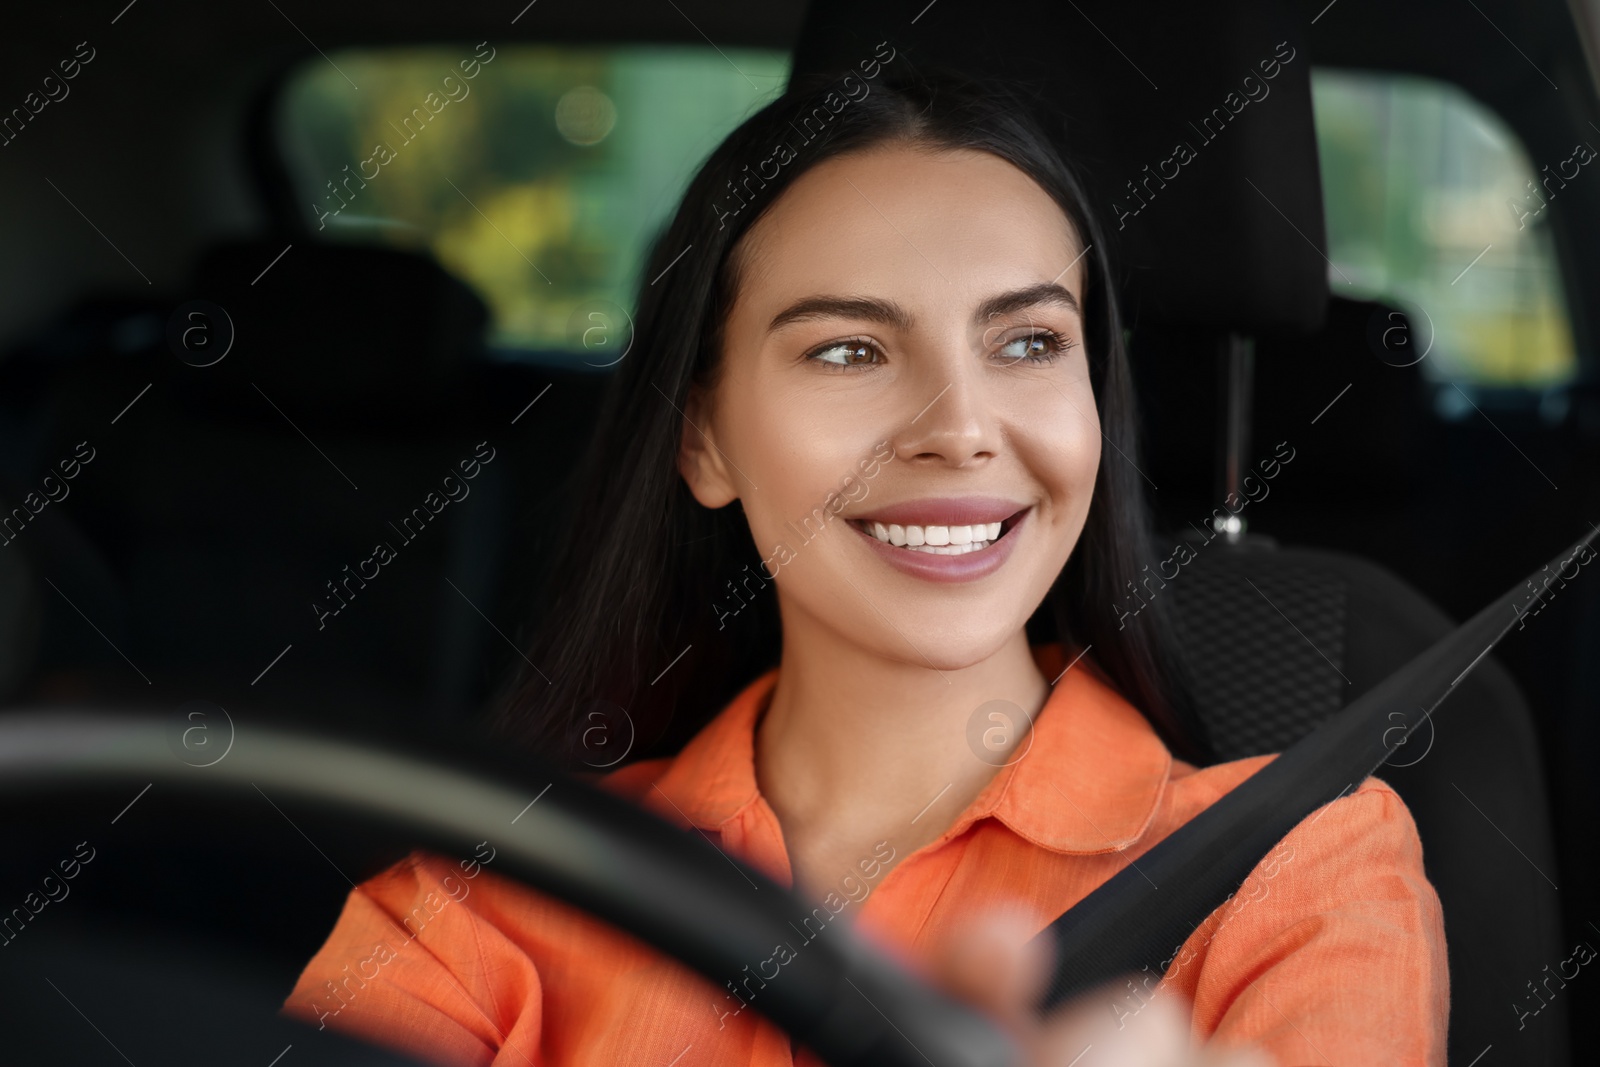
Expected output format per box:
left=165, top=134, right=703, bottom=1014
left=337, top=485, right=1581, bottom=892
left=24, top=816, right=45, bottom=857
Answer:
left=681, top=142, right=1101, bottom=670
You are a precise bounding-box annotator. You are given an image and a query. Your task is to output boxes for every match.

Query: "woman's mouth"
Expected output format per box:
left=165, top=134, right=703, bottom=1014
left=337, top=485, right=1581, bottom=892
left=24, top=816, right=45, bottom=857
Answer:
left=844, top=501, right=1031, bottom=583
left=850, top=517, right=1015, bottom=555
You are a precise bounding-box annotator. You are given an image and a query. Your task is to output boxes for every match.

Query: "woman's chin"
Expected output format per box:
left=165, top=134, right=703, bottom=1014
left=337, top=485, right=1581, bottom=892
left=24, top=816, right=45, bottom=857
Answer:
left=858, top=619, right=1029, bottom=676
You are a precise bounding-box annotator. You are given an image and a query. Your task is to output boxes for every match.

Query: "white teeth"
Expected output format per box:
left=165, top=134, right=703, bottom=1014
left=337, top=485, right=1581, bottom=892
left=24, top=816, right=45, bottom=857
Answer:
left=859, top=519, right=1011, bottom=553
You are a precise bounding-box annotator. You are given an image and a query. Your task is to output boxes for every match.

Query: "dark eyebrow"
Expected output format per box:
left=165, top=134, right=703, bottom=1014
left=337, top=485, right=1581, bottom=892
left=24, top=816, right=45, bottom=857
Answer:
left=767, top=283, right=1081, bottom=335
left=767, top=295, right=914, bottom=334
left=974, top=282, right=1081, bottom=324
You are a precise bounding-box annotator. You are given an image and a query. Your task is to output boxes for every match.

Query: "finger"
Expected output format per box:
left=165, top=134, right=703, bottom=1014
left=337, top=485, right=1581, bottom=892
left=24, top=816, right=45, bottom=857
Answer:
left=929, top=903, right=1051, bottom=1027
left=1039, top=985, right=1191, bottom=1067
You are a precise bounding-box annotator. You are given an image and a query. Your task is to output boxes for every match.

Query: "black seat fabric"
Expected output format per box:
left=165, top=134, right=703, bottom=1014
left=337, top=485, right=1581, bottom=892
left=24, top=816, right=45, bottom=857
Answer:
left=1167, top=541, right=1348, bottom=758
left=1169, top=537, right=1567, bottom=1065
left=186, top=239, right=490, bottom=419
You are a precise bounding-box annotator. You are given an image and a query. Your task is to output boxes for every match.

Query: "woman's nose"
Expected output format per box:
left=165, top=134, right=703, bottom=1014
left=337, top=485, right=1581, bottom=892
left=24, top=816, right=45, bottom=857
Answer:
left=890, top=358, right=999, bottom=467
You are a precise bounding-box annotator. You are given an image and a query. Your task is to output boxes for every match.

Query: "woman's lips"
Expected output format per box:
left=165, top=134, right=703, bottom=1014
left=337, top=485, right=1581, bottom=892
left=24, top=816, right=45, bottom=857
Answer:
left=851, top=495, right=1026, bottom=528
left=848, top=506, right=1030, bottom=583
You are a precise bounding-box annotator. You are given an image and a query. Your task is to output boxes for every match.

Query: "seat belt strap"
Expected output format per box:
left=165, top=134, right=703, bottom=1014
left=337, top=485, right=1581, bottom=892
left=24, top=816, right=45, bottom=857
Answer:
left=1034, top=525, right=1598, bottom=1012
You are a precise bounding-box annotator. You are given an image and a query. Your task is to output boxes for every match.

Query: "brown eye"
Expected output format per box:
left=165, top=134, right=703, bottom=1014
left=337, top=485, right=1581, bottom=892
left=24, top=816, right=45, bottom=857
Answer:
left=996, top=331, right=1073, bottom=364
left=808, top=340, right=882, bottom=367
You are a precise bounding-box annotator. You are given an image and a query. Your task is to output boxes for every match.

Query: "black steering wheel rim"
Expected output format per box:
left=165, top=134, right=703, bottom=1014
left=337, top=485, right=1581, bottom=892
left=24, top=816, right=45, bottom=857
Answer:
left=0, top=711, right=1019, bottom=1067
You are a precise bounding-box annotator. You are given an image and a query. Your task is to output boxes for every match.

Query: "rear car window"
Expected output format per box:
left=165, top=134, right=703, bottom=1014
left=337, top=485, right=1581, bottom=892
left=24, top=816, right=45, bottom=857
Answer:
left=277, top=55, right=1578, bottom=394
left=276, top=45, right=789, bottom=361
left=1310, top=67, right=1578, bottom=399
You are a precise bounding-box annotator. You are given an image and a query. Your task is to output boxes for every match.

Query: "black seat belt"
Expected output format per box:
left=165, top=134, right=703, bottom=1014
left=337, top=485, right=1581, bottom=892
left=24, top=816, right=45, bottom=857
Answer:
left=1034, top=525, right=1598, bottom=1012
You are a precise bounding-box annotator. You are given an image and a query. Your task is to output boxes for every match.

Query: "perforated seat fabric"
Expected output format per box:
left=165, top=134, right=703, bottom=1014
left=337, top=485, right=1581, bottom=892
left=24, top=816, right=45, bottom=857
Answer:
left=1169, top=537, right=1568, bottom=1066
left=1166, top=542, right=1347, bottom=759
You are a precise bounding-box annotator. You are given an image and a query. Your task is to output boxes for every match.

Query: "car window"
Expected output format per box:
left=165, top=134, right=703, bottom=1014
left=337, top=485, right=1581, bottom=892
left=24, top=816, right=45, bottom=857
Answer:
left=278, top=57, right=1580, bottom=394
left=1310, top=67, right=1579, bottom=407
left=276, top=45, right=789, bottom=361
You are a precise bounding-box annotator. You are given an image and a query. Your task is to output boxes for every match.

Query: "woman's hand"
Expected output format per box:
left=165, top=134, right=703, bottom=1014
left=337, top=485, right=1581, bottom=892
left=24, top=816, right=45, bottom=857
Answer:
left=930, top=905, right=1273, bottom=1067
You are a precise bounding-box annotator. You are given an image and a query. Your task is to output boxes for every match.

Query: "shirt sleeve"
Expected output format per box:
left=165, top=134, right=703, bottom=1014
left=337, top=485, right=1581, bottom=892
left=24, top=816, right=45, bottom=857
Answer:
left=1171, top=777, right=1449, bottom=1066
left=280, top=851, right=546, bottom=1067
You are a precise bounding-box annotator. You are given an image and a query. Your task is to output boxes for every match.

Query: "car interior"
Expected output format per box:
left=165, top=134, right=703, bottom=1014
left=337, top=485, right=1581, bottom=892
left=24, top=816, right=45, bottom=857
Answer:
left=0, top=0, right=1596, bottom=1064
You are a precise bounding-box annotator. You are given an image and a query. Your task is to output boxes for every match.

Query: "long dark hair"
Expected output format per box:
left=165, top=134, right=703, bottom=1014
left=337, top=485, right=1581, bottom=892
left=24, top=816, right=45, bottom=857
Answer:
left=491, top=65, right=1214, bottom=769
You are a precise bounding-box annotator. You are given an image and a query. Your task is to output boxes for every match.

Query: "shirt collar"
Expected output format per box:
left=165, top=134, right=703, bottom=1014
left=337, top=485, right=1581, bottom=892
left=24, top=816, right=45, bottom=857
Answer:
left=645, top=644, right=1173, bottom=855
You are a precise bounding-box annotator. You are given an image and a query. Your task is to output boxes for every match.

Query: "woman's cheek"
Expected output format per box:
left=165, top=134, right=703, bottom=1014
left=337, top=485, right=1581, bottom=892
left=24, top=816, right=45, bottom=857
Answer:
left=1018, top=382, right=1100, bottom=487
left=1019, top=384, right=1101, bottom=541
left=1057, top=371, right=1102, bottom=483
left=1046, top=435, right=1100, bottom=529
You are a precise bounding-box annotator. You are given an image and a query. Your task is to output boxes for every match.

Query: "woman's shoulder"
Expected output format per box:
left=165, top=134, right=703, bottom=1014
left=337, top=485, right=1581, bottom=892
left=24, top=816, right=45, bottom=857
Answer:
left=1154, top=753, right=1438, bottom=981
left=1157, top=753, right=1430, bottom=889
left=1165, top=751, right=1414, bottom=831
left=1154, top=756, right=1447, bottom=1064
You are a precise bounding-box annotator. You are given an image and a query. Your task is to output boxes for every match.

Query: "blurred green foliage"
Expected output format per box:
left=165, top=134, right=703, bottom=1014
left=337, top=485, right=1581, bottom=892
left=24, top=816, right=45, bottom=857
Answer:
left=1312, top=68, right=1577, bottom=386
left=279, top=46, right=789, bottom=356
left=280, top=53, right=1577, bottom=386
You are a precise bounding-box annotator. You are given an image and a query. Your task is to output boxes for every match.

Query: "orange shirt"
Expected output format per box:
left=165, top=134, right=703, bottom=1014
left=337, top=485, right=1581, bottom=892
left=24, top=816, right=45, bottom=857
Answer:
left=282, top=645, right=1449, bottom=1066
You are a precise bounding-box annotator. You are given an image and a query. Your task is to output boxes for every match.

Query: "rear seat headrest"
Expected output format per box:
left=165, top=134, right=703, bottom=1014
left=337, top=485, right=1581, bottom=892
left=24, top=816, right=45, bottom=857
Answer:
left=187, top=239, right=490, bottom=402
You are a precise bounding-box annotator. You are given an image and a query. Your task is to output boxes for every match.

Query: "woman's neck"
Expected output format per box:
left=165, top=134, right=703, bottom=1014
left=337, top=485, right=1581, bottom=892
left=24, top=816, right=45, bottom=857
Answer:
left=752, top=615, right=1050, bottom=899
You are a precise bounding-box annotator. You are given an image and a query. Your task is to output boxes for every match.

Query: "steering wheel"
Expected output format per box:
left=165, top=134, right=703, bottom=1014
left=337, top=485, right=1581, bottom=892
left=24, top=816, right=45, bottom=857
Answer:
left=0, top=712, right=1020, bottom=1067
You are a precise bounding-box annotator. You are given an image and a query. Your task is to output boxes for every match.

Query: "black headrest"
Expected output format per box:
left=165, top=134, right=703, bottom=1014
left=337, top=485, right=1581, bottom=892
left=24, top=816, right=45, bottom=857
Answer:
left=791, top=0, right=1329, bottom=336
left=187, top=240, right=489, bottom=405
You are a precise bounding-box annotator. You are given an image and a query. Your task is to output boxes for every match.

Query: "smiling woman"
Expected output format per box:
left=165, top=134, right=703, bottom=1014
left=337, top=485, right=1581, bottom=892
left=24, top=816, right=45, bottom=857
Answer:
left=283, top=67, right=1448, bottom=1067
left=500, top=70, right=1208, bottom=777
